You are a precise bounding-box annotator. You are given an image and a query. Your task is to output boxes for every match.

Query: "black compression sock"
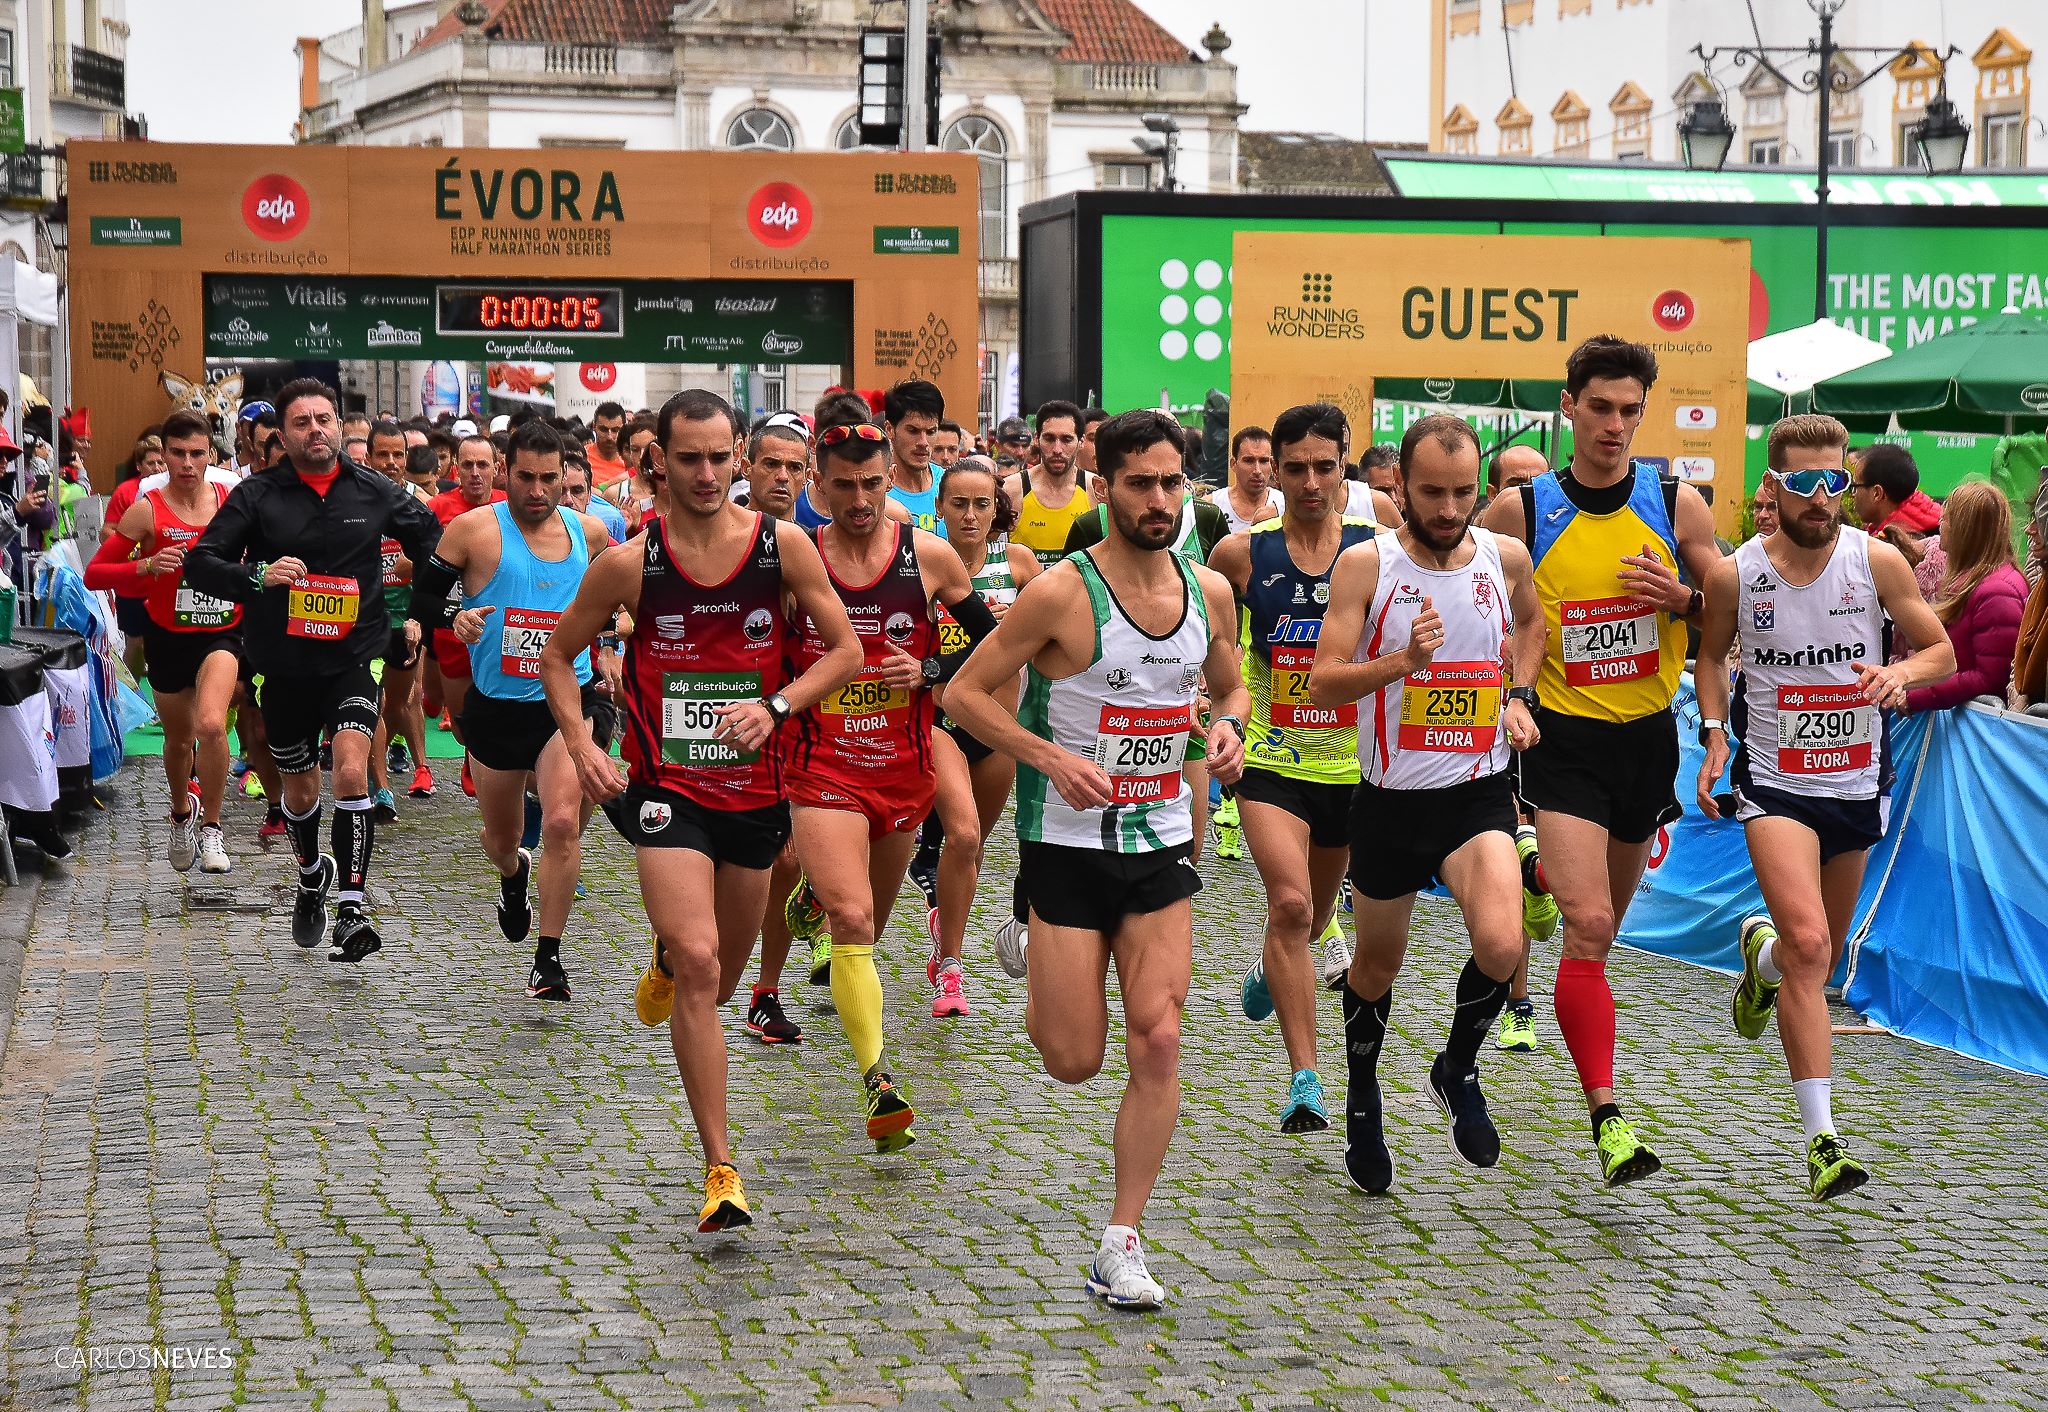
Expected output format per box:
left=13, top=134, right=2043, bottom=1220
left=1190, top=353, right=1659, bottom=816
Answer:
left=1341, top=981, right=1392, bottom=1095
left=536, top=935, right=561, bottom=963
left=331, top=795, right=375, bottom=905
left=1444, top=957, right=1512, bottom=1074
left=284, top=801, right=323, bottom=875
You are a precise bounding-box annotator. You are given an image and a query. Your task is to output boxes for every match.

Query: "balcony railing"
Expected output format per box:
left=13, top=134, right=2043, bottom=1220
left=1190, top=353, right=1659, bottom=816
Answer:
left=979, top=257, right=1017, bottom=301
left=0, top=151, right=49, bottom=204
left=71, top=46, right=125, bottom=108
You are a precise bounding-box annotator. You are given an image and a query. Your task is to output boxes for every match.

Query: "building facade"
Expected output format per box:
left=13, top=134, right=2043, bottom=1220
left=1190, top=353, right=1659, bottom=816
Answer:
left=301, top=0, right=1245, bottom=428
left=1432, top=0, right=2034, bottom=172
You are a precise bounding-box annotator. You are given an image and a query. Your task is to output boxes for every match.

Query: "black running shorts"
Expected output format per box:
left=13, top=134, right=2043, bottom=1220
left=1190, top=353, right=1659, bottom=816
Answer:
left=143, top=626, right=240, bottom=696
left=936, top=710, right=994, bottom=765
left=1348, top=770, right=1519, bottom=901
left=1516, top=707, right=1680, bottom=846
left=460, top=686, right=615, bottom=775
left=1019, top=839, right=1203, bottom=934
left=260, top=664, right=382, bottom=775
left=1731, top=772, right=1888, bottom=866
left=1234, top=766, right=1354, bottom=849
left=604, top=781, right=790, bottom=869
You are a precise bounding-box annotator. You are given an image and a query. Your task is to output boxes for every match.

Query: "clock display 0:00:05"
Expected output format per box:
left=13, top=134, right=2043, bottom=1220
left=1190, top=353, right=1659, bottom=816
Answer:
left=436, top=286, right=625, bottom=336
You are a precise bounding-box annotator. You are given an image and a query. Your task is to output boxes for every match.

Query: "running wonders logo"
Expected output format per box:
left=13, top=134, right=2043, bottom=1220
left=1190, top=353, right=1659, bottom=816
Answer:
left=242, top=174, right=311, bottom=242
left=747, top=183, right=813, bottom=248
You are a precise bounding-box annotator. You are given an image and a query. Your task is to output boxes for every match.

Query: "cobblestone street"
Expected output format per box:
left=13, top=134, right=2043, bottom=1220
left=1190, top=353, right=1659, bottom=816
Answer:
left=2, top=764, right=2044, bottom=1411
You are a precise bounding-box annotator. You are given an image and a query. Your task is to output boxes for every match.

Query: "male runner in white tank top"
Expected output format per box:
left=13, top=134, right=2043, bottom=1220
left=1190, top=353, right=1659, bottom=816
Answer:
left=946, top=409, right=1248, bottom=1312
left=1693, top=413, right=1952, bottom=1201
left=1309, top=415, right=1545, bottom=1195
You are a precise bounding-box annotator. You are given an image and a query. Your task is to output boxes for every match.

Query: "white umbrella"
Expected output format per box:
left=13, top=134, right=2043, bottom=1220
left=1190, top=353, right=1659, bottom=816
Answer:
left=1748, top=318, right=1892, bottom=396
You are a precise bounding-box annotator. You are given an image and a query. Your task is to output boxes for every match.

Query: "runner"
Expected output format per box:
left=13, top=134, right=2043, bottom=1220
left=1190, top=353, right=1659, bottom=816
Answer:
left=423, top=433, right=507, bottom=783
left=86, top=410, right=243, bottom=874
left=1693, top=413, right=1953, bottom=1200
left=1476, top=334, right=1722, bottom=1185
left=931, top=420, right=966, bottom=473
left=586, top=401, right=631, bottom=491
left=946, top=408, right=1249, bottom=1312
left=562, top=457, right=629, bottom=546
left=1310, top=414, right=1544, bottom=1192
left=1006, top=401, right=1092, bottom=567
left=185, top=378, right=442, bottom=962
left=364, top=420, right=434, bottom=813
left=542, top=389, right=861, bottom=1231
left=1207, top=426, right=1283, bottom=534
left=411, top=421, right=614, bottom=1000
left=882, top=379, right=944, bottom=533
left=1206, top=402, right=1380, bottom=1135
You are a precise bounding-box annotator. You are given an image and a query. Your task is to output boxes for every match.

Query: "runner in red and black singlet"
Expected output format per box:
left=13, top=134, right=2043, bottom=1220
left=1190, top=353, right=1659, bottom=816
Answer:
left=540, top=389, right=861, bottom=1237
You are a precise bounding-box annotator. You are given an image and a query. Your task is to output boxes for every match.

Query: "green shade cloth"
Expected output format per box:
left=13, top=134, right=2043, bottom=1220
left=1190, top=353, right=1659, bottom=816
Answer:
left=1813, top=312, right=2048, bottom=436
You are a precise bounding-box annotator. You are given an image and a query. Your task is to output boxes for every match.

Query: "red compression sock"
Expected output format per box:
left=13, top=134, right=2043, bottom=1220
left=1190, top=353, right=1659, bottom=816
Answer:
left=1553, top=957, right=1616, bottom=1092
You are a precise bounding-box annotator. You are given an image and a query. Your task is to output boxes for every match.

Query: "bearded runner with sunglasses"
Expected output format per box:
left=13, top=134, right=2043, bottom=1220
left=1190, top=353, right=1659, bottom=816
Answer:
left=785, top=419, right=997, bottom=1155
left=1692, top=414, right=1953, bottom=1202
left=1476, top=335, right=1722, bottom=1187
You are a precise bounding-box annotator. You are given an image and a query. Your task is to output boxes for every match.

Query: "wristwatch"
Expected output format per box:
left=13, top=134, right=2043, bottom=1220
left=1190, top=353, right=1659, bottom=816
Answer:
left=763, top=692, right=792, bottom=724
left=921, top=656, right=942, bottom=684
left=1684, top=587, right=1705, bottom=618
left=1697, top=716, right=1727, bottom=745
left=1216, top=713, right=1246, bottom=741
left=1506, top=686, right=1540, bottom=713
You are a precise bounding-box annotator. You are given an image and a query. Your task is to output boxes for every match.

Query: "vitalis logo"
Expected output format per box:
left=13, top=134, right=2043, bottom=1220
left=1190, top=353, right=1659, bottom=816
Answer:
left=367, top=320, right=422, bottom=349
left=747, top=182, right=813, bottom=248
left=1269, top=270, right=1362, bottom=342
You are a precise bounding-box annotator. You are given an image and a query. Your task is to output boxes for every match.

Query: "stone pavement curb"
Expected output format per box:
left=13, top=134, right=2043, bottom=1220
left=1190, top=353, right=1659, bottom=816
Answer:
left=0, top=840, right=43, bottom=1069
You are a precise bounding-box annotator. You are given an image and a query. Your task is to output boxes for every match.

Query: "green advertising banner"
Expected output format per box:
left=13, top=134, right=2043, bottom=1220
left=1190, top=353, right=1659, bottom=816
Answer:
left=90, top=216, right=181, bottom=248
left=1099, top=211, right=2048, bottom=495
left=0, top=89, right=23, bottom=157
left=203, top=275, right=853, bottom=365
left=1382, top=156, right=2048, bottom=208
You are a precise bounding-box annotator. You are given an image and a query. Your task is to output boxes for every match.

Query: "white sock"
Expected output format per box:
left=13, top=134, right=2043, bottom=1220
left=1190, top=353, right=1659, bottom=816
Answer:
left=1101, top=1223, right=1141, bottom=1254
left=1756, top=934, right=1783, bottom=985
left=1793, top=1077, right=1834, bottom=1143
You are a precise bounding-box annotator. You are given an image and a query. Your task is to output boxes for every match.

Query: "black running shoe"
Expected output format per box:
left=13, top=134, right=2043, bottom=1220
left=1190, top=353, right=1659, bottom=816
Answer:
left=1345, top=1081, right=1393, bottom=1194
left=1428, top=1052, right=1501, bottom=1168
left=908, top=855, right=939, bottom=913
left=745, top=987, right=802, bottom=1044
left=526, top=950, right=570, bottom=1001
left=387, top=742, right=410, bottom=776
left=293, top=854, right=336, bottom=949
left=497, top=849, right=533, bottom=943
left=329, top=904, right=382, bottom=964
left=319, top=740, right=333, bottom=772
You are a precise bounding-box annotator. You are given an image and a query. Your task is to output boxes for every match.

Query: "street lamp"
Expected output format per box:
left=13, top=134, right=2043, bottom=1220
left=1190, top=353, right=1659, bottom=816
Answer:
left=1691, top=6, right=1962, bottom=322
left=1676, top=99, right=1736, bottom=173
left=1139, top=112, right=1180, bottom=192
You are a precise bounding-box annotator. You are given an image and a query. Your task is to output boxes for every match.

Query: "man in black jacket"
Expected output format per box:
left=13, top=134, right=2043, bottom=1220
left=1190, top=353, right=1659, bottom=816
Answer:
left=186, top=379, right=442, bottom=962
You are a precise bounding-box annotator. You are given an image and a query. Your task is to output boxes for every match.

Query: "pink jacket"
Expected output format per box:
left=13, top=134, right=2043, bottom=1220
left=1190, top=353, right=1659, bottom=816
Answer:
left=1906, top=563, right=2028, bottom=711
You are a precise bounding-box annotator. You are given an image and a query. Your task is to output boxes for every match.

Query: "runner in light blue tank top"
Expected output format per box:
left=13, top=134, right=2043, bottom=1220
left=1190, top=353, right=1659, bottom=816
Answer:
left=466, top=501, right=593, bottom=702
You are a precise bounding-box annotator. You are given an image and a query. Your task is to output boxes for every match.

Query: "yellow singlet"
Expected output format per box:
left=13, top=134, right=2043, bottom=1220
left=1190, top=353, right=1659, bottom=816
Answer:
left=1013, top=479, right=1091, bottom=566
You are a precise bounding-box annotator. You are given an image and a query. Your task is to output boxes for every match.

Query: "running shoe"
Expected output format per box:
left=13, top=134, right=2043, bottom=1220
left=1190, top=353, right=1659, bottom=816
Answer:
left=168, top=798, right=198, bottom=872
left=1340, top=876, right=1353, bottom=915
left=197, top=824, right=231, bottom=875
left=864, top=1071, right=916, bottom=1151
left=526, top=948, right=570, bottom=1001
left=1240, top=958, right=1273, bottom=1022
left=1215, top=794, right=1239, bottom=830
left=241, top=773, right=266, bottom=800
left=908, top=853, right=939, bottom=913
left=1280, top=1068, right=1329, bottom=1135
left=258, top=807, right=287, bottom=843
left=387, top=741, right=410, bottom=776
left=991, top=916, right=1029, bottom=978
left=1318, top=918, right=1351, bottom=993
left=1595, top=1114, right=1663, bottom=1187
left=460, top=760, right=475, bottom=798
left=1733, top=913, right=1782, bottom=1040
left=329, top=903, right=382, bottom=964
left=1086, top=1229, right=1166, bottom=1311
left=439, top=710, right=454, bottom=732
left=1515, top=824, right=1558, bottom=943
left=807, top=934, right=833, bottom=987
left=372, top=787, right=397, bottom=824
left=784, top=875, right=825, bottom=942
left=230, top=757, right=249, bottom=780
left=319, top=740, right=333, bottom=772
left=1427, top=1053, right=1501, bottom=1168
left=1345, top=1081, right=1393, bottom=1194
left=930, top=962, right=971, bottom=1018
left=698, top=1162, right=752, bottom=1234
left=1494, top=999, right=1538, bottom=1053
left=925, top=908, right=943, bottom=984
left=521, top=794, right=542, bottom=852
left=293, top=855, right=336, bottom=949
left=634, top=937, right=672, bottom=1027
left=1806, top=1133, right=1871, bottom=1202
left=746, top=986, right=802, bottom=1043
left=407, top=764, right=435, bottom=799
left=497, top=849, right=533, bottom=943
left=1214, top=819, right=1244, bottom=861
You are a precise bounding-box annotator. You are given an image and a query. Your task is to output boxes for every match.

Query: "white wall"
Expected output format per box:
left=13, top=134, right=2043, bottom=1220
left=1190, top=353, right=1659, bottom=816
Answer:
left=487, top=97, right=677, bottom=149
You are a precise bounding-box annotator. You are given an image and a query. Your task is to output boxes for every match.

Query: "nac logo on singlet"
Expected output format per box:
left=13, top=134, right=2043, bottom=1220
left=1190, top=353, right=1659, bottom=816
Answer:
left=747, top=182, right=813, bottom=248
left=242, top=174, right=311, bottom=241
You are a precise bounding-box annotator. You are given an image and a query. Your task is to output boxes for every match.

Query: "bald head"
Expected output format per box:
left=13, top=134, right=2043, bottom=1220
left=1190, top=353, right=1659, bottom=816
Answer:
left=1490, top=444, right=1549, bottom=493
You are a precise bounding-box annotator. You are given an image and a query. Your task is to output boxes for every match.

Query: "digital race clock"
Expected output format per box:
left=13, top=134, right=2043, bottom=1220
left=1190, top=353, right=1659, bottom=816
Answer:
left=436, top=285, right=625, bottom=337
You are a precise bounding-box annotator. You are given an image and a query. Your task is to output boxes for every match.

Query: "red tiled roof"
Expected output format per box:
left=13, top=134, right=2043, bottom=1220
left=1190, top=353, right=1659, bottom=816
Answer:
left=414, top=0, right=670, bottom=50
left=1037, top=0, right=1197, bottom=65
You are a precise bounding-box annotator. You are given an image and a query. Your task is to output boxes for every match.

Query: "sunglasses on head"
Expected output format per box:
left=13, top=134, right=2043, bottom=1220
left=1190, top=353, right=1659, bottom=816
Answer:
left=818, top=422, right=887, bottom=448
left=1769, top=467, right=1850, bottom=498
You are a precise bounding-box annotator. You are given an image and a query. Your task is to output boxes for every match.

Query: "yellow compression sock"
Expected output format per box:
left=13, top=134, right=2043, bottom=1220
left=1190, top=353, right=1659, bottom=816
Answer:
left=829, top=943, right=884, bottom=1074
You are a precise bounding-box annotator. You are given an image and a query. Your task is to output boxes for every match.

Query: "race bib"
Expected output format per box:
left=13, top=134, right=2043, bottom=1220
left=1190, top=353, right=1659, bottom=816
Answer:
left=1398, top=660, right=1503, bottom=753
left=173, top=583, right=235, bottom=630
left=1269, top=643, right=1354, bottom=729
left=498, top=608, right=560, bottom=679
left=661, top=671, right=763, bottom=766
left=937, top=606, right=972, bottom=657
left=1559, top=595, right=1660, bottom=686
left=1091, top=704, right=1189, bottom=805
left=380, top=538, right=406, bottom=589
left=286, top=574, right=360, bottom=640
left=821, top=669, right=909, bottom=726
left=1775, top=683, right=1874, bottom=774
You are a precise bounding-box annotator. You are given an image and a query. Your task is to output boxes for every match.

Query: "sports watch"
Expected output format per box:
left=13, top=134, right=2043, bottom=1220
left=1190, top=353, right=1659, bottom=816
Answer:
left=1506, top=686, right=1540, bottom=713
left=1697, top=716, right=1727, bottom=745
left=763, top=692, right=793, bottom=724
left=921, top=656, right=943, bottom=684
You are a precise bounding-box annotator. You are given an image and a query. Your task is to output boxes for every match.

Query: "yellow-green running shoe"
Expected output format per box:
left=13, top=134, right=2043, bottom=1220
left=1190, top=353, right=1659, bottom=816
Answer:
left=1806, top=1133, right=1870, bottom=1201
left=1214, top=821, right=1245, bottom=861
left=784, top=874, right=824, bottom=942
left=1596, top=1114, right=1663, bottom=1186
left=864, top=1070, right=916, bottom=1153
left=807, top=932, right=833, bottom=987
left=1215, top=795, right=1239, bottom=830
left=1733, top=913, right=1782, bottom=1040
left=1515, top=824, right=1558, bottom=943
left=1494, top=999, right=1538, bottom=1052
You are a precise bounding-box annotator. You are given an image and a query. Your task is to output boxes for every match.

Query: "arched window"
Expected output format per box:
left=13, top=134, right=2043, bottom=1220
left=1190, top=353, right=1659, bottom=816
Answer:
left=834, top=114, right=863, bottom=150
left=726, top=108, right=795, bottom=151
left=943, top=114, right=1009, bottom=258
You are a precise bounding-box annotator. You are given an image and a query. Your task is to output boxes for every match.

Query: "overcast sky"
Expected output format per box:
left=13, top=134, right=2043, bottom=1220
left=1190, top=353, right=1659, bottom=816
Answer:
left=128, top=0, right=1431, bottom=147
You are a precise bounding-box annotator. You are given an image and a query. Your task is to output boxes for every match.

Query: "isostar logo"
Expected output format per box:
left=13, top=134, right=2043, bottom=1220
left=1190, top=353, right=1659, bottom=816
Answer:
left=715, top=297, right=777, bottom=316
left=747, top=182, right=813, bottom=248
left=242, top=174, right=311, bottom=241
left=366, top=320, right=421, bottom=349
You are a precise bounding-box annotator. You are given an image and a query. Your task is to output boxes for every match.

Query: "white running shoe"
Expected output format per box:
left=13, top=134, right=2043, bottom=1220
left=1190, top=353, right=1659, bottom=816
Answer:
left=197, top=824, right=231, bottom=875
left=1086, top=1227, right=1166, bottom=1311
left=991, top=916, right=1029, bottom=978
left=168, top=798, right=199, bottom=872
left=1319, top=920, right=1352, bottom=993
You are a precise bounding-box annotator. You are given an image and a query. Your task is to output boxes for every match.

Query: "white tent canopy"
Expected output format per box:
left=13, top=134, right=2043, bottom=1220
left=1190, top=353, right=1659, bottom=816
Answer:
left=1748, top=318, right=1892, bottom=396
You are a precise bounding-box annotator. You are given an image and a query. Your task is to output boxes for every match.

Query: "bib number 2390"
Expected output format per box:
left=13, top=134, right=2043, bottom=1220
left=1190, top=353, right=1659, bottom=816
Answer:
left=1092, top=704, right=1189, bottom=805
